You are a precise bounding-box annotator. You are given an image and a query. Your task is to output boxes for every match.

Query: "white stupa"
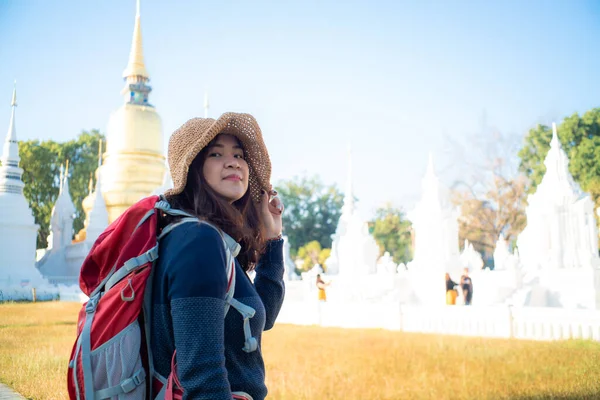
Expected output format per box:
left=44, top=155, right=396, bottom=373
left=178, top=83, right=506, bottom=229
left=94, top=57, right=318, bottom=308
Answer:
left=406, top=154, right=461, bottom=305
left=37, top=164, right=78, bottom=284
left=459, top=239, right=484, bottom=271
left=0, top=84, right=55, bottom=300
left=465, top=234, right=523, bottom=306
left=85, top=169, right=110, bottom=243
left=49, top=163, right=76, bottom=250
left=516, top=123, right=600, bottom=309
left=325, top=146, right=379, bottom=276
left=282, top=235, right=298, bottom=281
left=493, top=234, right=519, bottom=271
left=37, top=160, right=108, bottom=286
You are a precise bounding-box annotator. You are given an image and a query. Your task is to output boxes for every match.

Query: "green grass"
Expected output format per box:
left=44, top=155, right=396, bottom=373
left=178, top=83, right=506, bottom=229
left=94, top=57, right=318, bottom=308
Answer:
left=1, top=302, right=600, bottom=399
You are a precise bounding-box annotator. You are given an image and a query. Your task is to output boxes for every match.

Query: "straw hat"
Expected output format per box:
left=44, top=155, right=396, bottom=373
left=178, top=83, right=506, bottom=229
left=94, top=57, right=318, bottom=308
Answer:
left=165, top=112, right=271, bottom=202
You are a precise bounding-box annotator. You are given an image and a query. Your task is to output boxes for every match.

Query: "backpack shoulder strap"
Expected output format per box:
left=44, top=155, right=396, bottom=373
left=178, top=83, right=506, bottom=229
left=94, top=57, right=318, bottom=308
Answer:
left=157, top=216, right=237, bottom=310
left=158, top=217, right=256, bottom=352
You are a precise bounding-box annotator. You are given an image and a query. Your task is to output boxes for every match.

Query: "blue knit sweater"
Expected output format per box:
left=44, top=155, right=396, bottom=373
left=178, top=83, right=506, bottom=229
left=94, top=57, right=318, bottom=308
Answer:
left=150, top=222, right=285, bottom=399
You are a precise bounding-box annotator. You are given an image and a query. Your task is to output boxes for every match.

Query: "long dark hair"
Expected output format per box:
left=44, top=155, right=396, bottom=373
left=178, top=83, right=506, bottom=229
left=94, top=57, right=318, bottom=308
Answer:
left=164, top=136, right=265, bottom=271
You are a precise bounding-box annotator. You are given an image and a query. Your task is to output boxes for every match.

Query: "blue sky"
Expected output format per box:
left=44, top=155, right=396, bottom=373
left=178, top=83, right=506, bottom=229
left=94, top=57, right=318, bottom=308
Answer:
left=1, top=0, right=599, bottom=217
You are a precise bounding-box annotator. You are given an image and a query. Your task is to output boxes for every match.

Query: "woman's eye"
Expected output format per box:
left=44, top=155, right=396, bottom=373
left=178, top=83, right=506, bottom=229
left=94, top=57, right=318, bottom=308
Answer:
left=234, top=154, right=245, bottom=159
left=209, top=152, right=221, bottom=157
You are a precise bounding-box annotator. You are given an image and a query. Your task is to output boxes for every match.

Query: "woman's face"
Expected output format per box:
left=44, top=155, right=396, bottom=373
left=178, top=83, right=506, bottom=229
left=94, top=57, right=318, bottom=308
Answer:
left=202, top=134, right=249, bottom=203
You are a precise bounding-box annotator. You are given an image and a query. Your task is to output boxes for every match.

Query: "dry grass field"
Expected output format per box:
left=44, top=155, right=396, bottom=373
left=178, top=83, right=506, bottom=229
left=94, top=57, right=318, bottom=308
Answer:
left=1, top=302, right=599, bottom=399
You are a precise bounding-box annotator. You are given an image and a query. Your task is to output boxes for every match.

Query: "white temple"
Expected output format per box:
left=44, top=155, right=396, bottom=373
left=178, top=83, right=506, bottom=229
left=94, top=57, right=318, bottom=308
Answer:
left=282, top=235, right=299, bottom=281
left=493, top=234, right=519, bottom=271
left=37, top=0, right=159, bottom=287
left=325, top=147, right=379, bottom=276
left=0, top=85, right=56, bottom=300
left=459, top=239, right=484, bottom=271
left=85, top=170, right=110, bottom=243
left=36, top=162, right=109, bottom=286
left=516, top=123, right=600, bottom=309
left=48, top=163, right=76, bottom=251
left=406, top=154, right=461, bottom=305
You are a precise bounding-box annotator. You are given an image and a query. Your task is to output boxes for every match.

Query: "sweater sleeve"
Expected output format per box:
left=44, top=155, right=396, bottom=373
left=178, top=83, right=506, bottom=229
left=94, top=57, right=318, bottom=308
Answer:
left=253, top=238, right=285, bottom=330
left=166, top=223, right=233, bottom=400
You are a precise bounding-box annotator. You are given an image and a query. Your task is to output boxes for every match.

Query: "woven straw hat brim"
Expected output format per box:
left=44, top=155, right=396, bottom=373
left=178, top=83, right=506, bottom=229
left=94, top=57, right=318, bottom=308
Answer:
left=165, top=112, right=271, bottom=203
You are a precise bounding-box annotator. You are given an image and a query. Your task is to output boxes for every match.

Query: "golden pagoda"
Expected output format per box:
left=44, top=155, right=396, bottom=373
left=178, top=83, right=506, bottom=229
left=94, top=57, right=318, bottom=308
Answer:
left=100, top=0, right=166, bottom=223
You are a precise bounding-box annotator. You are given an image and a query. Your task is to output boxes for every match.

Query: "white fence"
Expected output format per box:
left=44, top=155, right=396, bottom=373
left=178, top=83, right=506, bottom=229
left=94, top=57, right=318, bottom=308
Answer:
left=275, top=300, right=600, bottom=341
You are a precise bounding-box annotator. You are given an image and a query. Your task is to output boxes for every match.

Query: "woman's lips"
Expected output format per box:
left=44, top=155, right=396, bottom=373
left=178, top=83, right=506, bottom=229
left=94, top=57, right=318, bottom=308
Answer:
left=223, top=175, right=242, bottom=181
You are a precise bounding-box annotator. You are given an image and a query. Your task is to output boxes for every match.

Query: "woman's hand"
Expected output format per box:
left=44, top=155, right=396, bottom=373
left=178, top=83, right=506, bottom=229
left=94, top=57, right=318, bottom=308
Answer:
left=259, top=188, right=284, bottom=240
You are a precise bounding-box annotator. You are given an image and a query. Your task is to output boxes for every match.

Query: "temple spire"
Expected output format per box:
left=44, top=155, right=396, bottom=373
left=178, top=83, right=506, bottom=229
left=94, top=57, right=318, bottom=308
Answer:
left=543, top=122, right=581, bottom=195
left=204, top=92, right=210, bottom=118
left=0, top=82, right=26, bottom=195
left=11, top=82, right=16, bottom=107
left=123, top=0, right=148, bottom=79
left=551, top=122, right=561, bottom=149
left=98, top=139, right=103, bottom=168
left=64, top=160, right=70, bottom=196
left=426, top=152, right=435, bottom=178
left=59, top=164, right=64, bottom=194
left=343, top=144, right=355, bottom=212
left=86, top=169, right=109, bottom=243
left=121, top=0, right=152, bottom=106
left=88, top=173, right=93, bottom=195
left=2, top=82, right=19, bottom=165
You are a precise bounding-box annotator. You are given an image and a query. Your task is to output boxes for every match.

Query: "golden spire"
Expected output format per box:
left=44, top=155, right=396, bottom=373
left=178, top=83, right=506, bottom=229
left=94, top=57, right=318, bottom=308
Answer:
left=122, top=0, right=149, bottom=79
left=88, top=173, right=94, bottom=194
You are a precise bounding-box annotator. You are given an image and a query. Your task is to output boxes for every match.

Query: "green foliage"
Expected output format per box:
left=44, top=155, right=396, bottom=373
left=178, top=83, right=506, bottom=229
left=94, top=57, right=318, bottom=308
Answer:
left=518, top=124, right=552, bottom=194
left=518, top=110, right=600, bottom=249
left=276, top=175, right=344, bottom=252
left=18, top=130, right=104, bottom=248
left=518, top=110, right=600, bottom=206
left=296, top=240, right=331, bottom=272
left=19, top=140, right=61, bottom=249
left=370, top=204, right=412, bottom=264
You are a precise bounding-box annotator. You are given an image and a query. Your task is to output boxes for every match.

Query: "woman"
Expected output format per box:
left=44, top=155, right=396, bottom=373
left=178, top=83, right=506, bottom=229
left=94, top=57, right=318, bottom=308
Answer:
left=460, top=268, right=473, bottom=305
left=151, top=113, right=285, bottom=400
left=316, top=274, right=329, bottom=302
left=445, top=272, right=458, bottom=305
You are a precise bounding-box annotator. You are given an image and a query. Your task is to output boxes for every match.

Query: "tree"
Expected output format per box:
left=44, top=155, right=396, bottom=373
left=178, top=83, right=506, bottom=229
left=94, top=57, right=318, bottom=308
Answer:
left=296, top=240, right=331, bottom=272
left=370, top=204, right=412, bottom=264
left=452, top=175, right=528, bottom=256
left=448, top=127, right=528, bottom=257
left=19, top=140, right=61, bottom=249
left=18, top=130, right=104, bottom=248
left=518, top=109, right=600, bottom=208
left=276, top=175, right=344, bottom=252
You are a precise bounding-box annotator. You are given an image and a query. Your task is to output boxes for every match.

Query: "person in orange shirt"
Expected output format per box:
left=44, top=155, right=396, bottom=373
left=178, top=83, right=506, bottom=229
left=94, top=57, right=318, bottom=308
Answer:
left=316, top=274, right=330, bottom=302
left=445, top=273, right=458, bottom=305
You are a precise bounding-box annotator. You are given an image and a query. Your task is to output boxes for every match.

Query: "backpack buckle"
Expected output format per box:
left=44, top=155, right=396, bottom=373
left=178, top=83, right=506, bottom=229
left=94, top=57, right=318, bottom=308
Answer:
left=155, top=200, right=171, bottom=211
left=85, top=293, right=100, bottom=314
left=120, top=368, right=146, bottom=393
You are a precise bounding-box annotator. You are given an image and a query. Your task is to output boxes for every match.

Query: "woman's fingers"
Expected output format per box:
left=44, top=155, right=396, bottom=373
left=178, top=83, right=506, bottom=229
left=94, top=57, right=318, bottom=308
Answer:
left=263, top=189, right=283, bottom=215
left=269, top=196, right=284, bottom=215
left=260, top=190, right=271, bottom=214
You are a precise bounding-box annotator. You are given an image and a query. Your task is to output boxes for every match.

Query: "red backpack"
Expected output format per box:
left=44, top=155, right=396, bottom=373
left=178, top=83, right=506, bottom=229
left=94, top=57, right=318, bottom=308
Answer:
left=67, top=196, right=257, bottom=400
